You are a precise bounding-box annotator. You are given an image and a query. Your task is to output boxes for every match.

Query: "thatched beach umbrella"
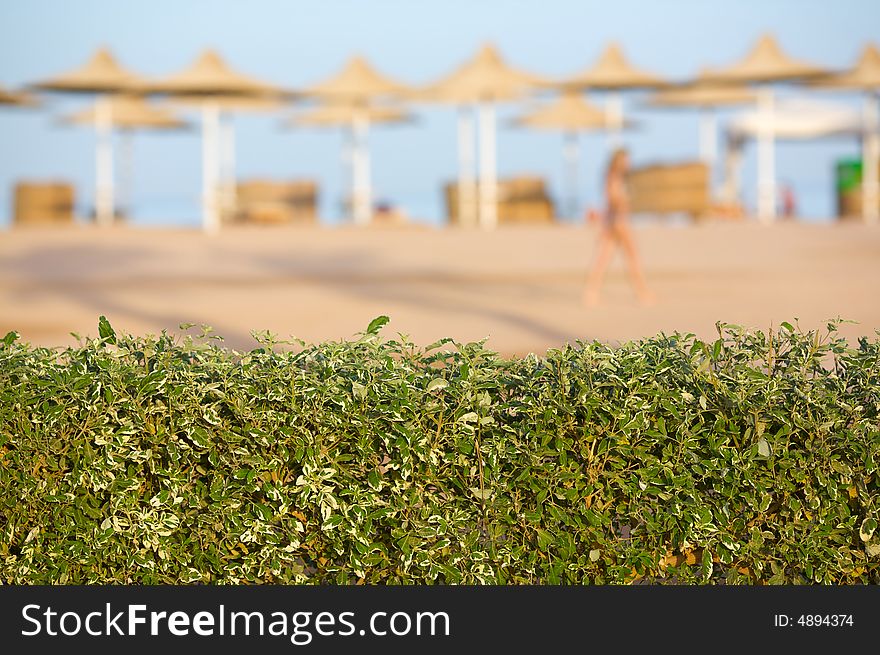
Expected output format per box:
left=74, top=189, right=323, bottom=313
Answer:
left=285, top=101, right=413, bottom=219
left=559, top=42, right=665, bottom=144
left=31, top=48, right=146, bottom=226
left=302, top=56, right=409, bottom=226
left=511, top=91, right=631, bottom=219
left=811, top=44, right=880, bottom=223
left=703, top=34, right=827, bottom=221
left=419, top=44, right=545, bottom=229
left=60, top=95, right=189, bottom=218
left=148, top=50, right=287, bottom=233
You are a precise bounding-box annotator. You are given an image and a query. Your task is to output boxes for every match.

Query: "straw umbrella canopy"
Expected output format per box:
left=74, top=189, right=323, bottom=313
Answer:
left=810, top=44, right=880, bottom=224
left=511, top=91, right=633, bottom=219
left=30, top=48, right=147, bottom=227
left=702, top=34, right=827, bottom=221
left=0, top=85, right=38, bottom=107
left=418, top=44, right=546, bottom=229
left=301, top=56, right=410, bottom=226
left=558, top=42, right=665, bottom=144
left=61, top=94, right=187, bottom=129
left=285, top=101, right=413, bottom=221
left=60, top=95, right=189, bottom=218
left=147, top=49, right=288, bottom=233
left=287, top=102, right=412, bottom=127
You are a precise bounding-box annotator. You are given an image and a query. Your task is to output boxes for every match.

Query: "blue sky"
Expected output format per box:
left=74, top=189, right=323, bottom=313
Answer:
left=1, top=0, right=877, bottom=225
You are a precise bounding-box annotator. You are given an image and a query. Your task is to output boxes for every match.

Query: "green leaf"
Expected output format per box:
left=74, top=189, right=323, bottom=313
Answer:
left=97, top=315, right=116, bottom=343
left=366, top=315, right=390, bottom=335
left=756, top=438, right=771, bottom=458
left=323, top=515, right=345, bottom=531
left=470, top=487, right=493, bottom=501
left=536, top=529, right=553, bottom=550
left=1, top=331, right=19, bottom=346
left=859, top=517, right=877, bottom=542
left=426, top=378, right=448, bottom=392
left=188, top=427, right=212, bottom=449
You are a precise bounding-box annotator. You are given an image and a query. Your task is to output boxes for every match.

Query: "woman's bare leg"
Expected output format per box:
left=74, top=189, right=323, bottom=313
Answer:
left=583, top=228, right=615, bottom=306
left=616, top=224, right=655, bottom=304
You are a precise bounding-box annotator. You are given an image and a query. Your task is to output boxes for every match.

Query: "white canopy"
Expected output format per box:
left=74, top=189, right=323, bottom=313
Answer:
left=727, top=98, right=862, bottom=141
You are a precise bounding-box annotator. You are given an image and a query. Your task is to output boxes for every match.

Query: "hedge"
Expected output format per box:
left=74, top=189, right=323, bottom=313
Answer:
left=0, top=316, right=878, bottom=584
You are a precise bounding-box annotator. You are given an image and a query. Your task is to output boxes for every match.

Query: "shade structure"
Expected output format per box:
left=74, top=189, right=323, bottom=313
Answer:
left=562, top=42, right=665, bottom=90
left=419, top=43, right=546, bottom=104
left=727, top=98, right=861, bottom=141
left=646, top=79, right=757, bottom=109
left=511, top=91, right=632, bottom=218
left=703, top=34, right=827, bottom=221
left=31, top=48, right=147, bottom=227
left=286, top=101, right=413, bottom=222
left=302, top=56, right=408, bottom=100
left=811, top=44, right=880, bottom=223
left=60, top=95, right=188, bottom=218
left=148, top=50, right=288, bottom=233
left=61, top=94, right=188, bottom=130
left=287, top=102, right=412, bottom=128
left=419, top=44, right=546, bottom=230
left=512, top=91, right=621, bottom=130
left=556, top=42, right=665, bottom=159
left=302, top=56, right=410, bottom=225
left=31, top=48, right=145, bottom=93
left=149, top=50, right=283, bottom=97
left=703, top=34, right=827, bottom=84
left=646, top=75, right=757, bottom=196
left=0, top=85, right=38, bottom=107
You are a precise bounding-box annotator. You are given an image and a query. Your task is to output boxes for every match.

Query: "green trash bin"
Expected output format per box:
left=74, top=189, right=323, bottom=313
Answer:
left=836, top=159, right=862, bottom=217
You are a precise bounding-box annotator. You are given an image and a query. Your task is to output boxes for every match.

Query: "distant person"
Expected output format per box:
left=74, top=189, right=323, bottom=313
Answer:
left=583, top=148, right=654, bottom=306
left=781, top=183, right=797, bottom=219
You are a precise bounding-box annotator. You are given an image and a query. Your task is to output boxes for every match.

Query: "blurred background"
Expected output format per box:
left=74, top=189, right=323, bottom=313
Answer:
left=1, top=0, right=877, bottom=226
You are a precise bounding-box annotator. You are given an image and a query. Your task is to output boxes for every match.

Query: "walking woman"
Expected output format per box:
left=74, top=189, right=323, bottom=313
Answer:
left=583, top=147, right=654, bottom=306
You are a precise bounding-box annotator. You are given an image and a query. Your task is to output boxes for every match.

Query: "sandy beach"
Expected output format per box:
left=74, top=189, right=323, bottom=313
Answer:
left=1, top=221, right=878, bottom=354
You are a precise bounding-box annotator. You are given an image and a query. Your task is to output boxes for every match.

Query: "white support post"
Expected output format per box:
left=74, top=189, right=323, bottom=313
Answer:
left=220, top=113, right=237, bottom=220
left=605, top=91, right=624, bottom=148
left=341, top=125, right=354, bottom=219
left=563, top=130, right=580, bottom=220
left=698, top=109, right=717, bottom=165
left=756, top=85, right=777, bottom=223
left=721, top=135, right=744, bottom=207
left=201, top=102, right=221, bottom=234
left=94, top=95, right=114, bottom=227
left=457, top=105, right=477, bottom=227
left=863, top=91, right=879, bottom=224
left=478, top=102, right=497, bottom=230
left=351, top=108, right=372, bottom=226
left=119, top=130, right=133, bottom=220
left=699, top=108, right=718, bottom=199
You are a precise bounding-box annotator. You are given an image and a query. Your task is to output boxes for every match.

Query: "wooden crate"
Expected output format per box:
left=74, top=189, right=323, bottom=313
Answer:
left=13, top=181, right=76, bottom=225
left=444, top=176, right=555, bottom=225
left=234, top=179, right=319, bottom=224
left=627, top=162, right=710, bottom=218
